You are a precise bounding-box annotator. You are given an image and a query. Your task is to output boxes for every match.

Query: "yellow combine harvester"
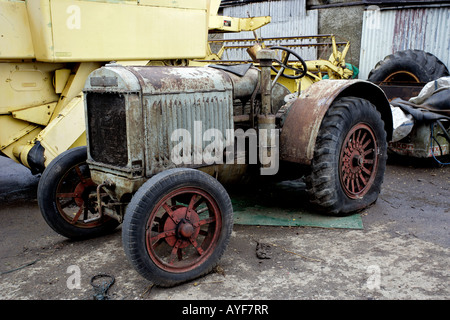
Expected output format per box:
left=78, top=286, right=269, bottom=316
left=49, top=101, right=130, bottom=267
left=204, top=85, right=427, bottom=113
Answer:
left=0, top=0, right=270, bottom=173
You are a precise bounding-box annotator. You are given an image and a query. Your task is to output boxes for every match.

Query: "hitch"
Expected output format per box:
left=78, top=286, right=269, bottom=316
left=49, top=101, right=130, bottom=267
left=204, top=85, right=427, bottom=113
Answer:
left=96, top=180, right=123, bottom=223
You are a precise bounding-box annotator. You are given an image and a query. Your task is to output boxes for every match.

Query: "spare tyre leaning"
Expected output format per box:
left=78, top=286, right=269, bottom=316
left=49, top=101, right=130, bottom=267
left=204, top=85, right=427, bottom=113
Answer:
left=368, top=49, right=449, bottom=83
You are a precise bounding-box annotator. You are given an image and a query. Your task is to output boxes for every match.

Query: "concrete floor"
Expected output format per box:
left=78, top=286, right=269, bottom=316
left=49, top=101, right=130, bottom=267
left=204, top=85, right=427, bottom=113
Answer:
left=0, top=155, right=449, bottom=302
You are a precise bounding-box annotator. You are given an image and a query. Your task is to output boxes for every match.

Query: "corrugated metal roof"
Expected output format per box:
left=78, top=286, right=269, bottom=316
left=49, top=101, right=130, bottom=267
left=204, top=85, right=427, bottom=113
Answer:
left=359, top=6, right=450, bottom=79
left=221, top=0, right=450, bottom=8
left=222, top=0, right=318, bottom=60
left=364, top=0, right=449, bottom=5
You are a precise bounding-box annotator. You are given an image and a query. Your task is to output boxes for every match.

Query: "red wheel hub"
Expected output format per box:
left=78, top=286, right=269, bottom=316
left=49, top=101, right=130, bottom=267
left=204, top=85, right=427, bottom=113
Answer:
left=73, top=178, right=96, bottom=207
left=339, top=123, right=378, bottom=199
left=163, top=207, right=200, bottom=249
left=55, top=164, right=106, bottom=228
left=145, top=187, right=222, bottom=273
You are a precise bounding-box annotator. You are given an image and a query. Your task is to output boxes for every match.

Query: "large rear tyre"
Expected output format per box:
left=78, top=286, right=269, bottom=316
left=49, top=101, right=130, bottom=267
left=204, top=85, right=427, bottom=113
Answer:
left=306, top=97, right=388, bottom=215
left=368, top=49, right=449, bottom=83
left=122, top=168, right=233, bottom=287
left=37, top=147, right=119, bottom=239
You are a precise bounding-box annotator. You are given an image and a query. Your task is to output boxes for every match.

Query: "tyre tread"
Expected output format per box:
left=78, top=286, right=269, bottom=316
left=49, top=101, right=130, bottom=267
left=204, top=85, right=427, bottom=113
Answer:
left=306, top=97, right=387, bottom=215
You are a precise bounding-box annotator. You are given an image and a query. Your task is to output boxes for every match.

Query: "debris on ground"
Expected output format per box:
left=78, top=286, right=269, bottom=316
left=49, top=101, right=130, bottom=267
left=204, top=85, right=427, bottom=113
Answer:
left=91, top=274, right=115, bottom=300
left=255, top=241, right=272, bottom=259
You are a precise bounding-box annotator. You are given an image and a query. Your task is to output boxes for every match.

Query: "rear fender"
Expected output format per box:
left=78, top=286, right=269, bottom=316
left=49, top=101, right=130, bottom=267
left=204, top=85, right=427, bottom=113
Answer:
left=279, top=79, right=392, bottom=165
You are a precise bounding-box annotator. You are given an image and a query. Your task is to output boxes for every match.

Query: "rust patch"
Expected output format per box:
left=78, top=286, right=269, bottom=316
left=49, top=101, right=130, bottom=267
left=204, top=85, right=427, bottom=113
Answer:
left=131, top=66, right=231, bottom=94
left=279, top=80, right=347, bottom=165
left=279, top=80, right=391, bottom=165
left=393, top=8, right=427, bottom=53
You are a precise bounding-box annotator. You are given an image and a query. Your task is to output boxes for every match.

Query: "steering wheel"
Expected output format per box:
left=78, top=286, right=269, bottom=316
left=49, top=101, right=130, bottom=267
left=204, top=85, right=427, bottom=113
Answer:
left=269, top=46, right=307, bottom=79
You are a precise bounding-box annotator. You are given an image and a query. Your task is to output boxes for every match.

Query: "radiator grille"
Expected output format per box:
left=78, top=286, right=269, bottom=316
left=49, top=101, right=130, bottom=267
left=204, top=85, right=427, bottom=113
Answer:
left=86, top=93, right=128, bottom=167
left=144, top=92, right=233, bottom=174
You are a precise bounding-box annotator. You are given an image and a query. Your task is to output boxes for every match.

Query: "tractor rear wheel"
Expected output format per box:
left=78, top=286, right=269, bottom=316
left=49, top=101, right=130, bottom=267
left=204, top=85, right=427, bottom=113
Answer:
left=306, top=97, right=388, bottom=215
left=122, top=168, right=233, bottom=287
left=368, top=49, right=449, bottom=83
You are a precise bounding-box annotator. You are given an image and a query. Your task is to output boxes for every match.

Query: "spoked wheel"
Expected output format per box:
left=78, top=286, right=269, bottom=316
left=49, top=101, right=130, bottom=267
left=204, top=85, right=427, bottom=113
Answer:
left=122, top=168, right=233, bottom=287
left=38, top=147, right=119, bottom=239
left=306, top=96, right=387, bottom=215
left=339, top=123, right=379, bottom=199
left=146, top=187, right=223, bottom=272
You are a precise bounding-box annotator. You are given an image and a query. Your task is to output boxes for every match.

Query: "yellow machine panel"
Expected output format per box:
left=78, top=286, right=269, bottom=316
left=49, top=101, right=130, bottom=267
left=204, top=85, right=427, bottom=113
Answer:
left=0, top=62, right=62, bottom=114
left=26, top=0, right=209, bottom=62
left=0, top=1, right=34, bottom=59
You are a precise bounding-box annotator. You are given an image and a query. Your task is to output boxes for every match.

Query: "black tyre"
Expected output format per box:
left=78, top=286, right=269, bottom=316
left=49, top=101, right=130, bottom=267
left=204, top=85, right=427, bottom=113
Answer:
left=306, top=97, right=387, bottom=215
left=37, top=146, right=119, bottom=239
left=122, top=168, right=233, bottom=287
left=368, top=49, right=449, bottom=83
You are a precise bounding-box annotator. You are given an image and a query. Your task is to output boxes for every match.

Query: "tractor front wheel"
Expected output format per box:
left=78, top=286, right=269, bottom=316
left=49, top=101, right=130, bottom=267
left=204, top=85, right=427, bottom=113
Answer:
left=122, top=168, right=233, bottom=287
left=37, top=146, right=120, bottom=239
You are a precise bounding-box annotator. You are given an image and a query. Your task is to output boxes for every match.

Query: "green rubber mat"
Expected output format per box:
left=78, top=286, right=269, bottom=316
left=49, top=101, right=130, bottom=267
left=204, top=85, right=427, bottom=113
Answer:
left=229, top=180, right=363, bottom=230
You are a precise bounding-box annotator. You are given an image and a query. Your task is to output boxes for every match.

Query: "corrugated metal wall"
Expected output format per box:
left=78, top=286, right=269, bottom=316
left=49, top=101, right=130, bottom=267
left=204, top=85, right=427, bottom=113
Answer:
left=359, top=6, right=450, bottom=79
left=222, top=0, right=318, bottom=60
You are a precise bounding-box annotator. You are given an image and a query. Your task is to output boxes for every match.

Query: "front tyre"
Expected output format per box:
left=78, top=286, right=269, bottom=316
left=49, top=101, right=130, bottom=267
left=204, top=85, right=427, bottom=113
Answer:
left=306, top=97, right=387, bottom=215
left=122, top=168, right=233, bottom=287
left=37, top=146, right=119, bottom=239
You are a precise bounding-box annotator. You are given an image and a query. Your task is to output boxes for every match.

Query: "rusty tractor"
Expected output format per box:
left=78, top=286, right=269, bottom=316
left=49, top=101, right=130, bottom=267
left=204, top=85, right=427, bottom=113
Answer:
left=37, top=42, right=393, bottom=286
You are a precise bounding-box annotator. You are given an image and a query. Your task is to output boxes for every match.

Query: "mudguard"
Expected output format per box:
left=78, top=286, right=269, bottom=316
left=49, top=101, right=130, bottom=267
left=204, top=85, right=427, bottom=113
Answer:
left=279, top=79, right=392, bottom=165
